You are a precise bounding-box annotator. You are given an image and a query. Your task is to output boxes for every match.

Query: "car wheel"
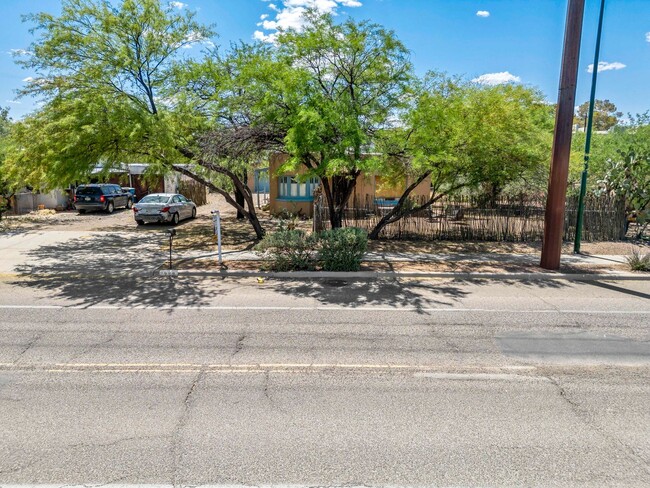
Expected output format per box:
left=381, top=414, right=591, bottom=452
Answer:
left=191, top=207, right=196, bottom=219
left=172, top=212, right=180, bottom=225
left=106, top=201, right=114, bottom=214
left=136, top=220, right=144, bottom=226
left=126, top=199, right=133, bottom=209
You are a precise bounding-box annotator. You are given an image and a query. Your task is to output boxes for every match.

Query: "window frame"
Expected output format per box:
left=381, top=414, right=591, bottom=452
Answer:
left=277, top=175, right=320, bottom=201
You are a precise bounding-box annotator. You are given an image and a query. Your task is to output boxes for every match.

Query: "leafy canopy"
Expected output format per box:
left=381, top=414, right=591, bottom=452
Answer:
left=6, top=0, right=214, bottom=189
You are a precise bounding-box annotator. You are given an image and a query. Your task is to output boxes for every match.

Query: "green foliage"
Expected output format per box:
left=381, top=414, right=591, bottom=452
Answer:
left=276, top=12, right=412, bottom=174
left=254, top=225, right=316, bottom=271
left=595, top=120, right=650, bottom=230
left=574, top=99, right=622, bottom=132
left=378, top=73, right=553, bottom=197
left=318, top=227, right=368, bottom=271
left=626, top=250, right=650, bottom=272
left=5, top=0, right=214, bottom=190
left=0, top=107, right=14, bottom=218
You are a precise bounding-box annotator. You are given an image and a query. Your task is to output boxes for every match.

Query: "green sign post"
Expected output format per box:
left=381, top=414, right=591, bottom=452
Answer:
left=574, top=0, right=606, bottom=254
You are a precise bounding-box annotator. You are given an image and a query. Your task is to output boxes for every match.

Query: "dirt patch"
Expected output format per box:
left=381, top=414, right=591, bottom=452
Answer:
left=366, top=239, right=648, bottom=256
left=170, top=256, right=632, bottom=275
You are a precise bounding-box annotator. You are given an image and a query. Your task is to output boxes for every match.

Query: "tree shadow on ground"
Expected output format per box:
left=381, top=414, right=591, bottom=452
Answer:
left=268, top=278, right=471, bottom=312
left=11, top=232, right=221, bottom=308
left=266, top=274, right=575, bottom=313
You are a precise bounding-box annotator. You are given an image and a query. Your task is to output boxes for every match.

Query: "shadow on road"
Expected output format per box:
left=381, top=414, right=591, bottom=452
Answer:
left=12, top=232, right=221, bottom=308
left=268, top=278, right=471, bottom=312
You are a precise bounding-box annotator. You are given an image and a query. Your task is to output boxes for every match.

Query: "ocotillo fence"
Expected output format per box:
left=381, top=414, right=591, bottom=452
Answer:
left=313, top=194, right=627, bottom=242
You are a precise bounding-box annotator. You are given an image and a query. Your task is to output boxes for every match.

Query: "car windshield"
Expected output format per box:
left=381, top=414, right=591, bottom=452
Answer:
left=76, top=187, right=101, bottom=195
left=139, top=195, right=170, bottom=204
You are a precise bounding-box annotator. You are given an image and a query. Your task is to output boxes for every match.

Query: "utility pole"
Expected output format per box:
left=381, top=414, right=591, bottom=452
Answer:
left=574, top=0, right=606, bottom=254
left=540, top=0, right=585, bottom=270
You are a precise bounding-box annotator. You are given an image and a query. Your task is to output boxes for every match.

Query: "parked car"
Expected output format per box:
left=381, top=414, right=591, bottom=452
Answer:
left=122, top=187, right=137, bottom=203
left=132, top=193, right=197, bottom=225
left=74, top=184, right=133, bottom=214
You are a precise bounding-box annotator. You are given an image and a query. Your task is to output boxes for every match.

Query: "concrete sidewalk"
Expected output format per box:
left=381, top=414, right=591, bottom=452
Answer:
left=176, top=249, right=629, bottom=265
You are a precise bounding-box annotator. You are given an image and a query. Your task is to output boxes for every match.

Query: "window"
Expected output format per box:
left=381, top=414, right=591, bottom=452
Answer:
left=171, top=195, right=181, bottom=204
left=278, top=176, right=320, bottom=200
left=178, top=195, right=188, bottom=203
left=76, top=186, right=101, bottom=196
left=139, top=195, right=169, bottom=204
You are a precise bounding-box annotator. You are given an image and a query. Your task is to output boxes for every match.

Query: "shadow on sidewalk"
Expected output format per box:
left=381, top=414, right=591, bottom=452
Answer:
left=11, top=232, right=221, bottom=308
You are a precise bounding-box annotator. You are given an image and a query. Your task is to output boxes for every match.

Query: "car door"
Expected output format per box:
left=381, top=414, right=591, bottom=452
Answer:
left=177, top=195, right=191, bottom=219
left=170, top=195, right=183, bottom=218
left=115, top=185, right=127, bottom=207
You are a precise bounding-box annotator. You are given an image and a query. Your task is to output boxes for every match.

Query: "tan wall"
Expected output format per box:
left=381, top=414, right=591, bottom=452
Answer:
left=267, top=152, right=431, bottom=216
left=268, top=153, right=316, bottom=217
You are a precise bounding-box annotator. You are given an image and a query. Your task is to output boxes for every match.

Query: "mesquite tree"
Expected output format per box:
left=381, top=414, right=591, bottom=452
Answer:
left=6, top=0, right=268, bottom=237
left=368, top=74, right=553, bottom=239
left=272, top=12, right=413, bottom=228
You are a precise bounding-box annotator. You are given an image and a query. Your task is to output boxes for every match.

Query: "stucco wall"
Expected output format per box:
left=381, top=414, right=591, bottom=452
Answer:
left=267, top=153, right=431, bottom=216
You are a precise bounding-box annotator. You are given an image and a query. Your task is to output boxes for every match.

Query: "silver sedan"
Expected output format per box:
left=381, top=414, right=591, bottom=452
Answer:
left=133, top=193, right=197, bottom=226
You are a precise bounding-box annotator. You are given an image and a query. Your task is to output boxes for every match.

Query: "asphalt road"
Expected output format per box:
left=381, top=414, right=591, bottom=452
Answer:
left=0, top=276, right=649, bottom=487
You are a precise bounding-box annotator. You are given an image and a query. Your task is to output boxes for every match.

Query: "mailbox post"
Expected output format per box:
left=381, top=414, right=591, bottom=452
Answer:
left=211, top=210, right=222, bottom=265
left=165, top=229, right=176, bottom=269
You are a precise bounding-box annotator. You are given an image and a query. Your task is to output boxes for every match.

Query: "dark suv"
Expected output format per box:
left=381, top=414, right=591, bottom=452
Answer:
left=74, top=184, right=133, bottom=214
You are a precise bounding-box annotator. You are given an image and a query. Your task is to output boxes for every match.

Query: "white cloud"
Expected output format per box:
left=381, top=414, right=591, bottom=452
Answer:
left=22, top=76, right=49, bottom=86
left=5, top=99, right=21, bottom=105
left=587, top=61, right=626, bottom=73
left=254, top=30, right=273, bottom=42
left=645, top=32, right=650, bottom=42
left=8, top=48, right=33, bottom=56
left=177, top=30, right=214, bottom=49
left=476, top=10, right=490, bottom=18
left=254, top=0, right=363, bottom=42
left=472, top=71, right=521, bottom=85
left=169, top=1, right=187, bottom=9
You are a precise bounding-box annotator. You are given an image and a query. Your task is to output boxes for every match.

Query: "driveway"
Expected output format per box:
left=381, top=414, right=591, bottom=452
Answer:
left=0, top=194, right=234, bottom=275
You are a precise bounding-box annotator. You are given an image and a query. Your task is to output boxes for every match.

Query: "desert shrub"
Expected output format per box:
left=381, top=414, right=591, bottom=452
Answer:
left=254, top=227, right=316, bottom=271
left=626, top=249, right=650, bottom=271
left=318, top=227, right=368, bottom=271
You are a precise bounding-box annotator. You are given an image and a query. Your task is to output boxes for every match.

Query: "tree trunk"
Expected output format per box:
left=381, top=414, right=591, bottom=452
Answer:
left=235, top=186, right=245, bottom=220
left=171, top=163, right=265, bottom=240
left=368, top=171, right=438, bottom=240
left=325, top=173, right=359, bottom=229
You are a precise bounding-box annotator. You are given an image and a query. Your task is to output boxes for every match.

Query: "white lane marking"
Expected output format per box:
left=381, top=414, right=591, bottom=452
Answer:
left=0, top=304, right=648, bottom=314
left=0, top=485, right=409, bottom=488
left=413, top=372, right=547, bottom=382
left=0, top=363, right=537, bottom=374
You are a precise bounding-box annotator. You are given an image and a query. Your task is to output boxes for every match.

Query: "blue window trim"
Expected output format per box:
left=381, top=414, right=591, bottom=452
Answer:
left=278, top=175, right=319, bottom=201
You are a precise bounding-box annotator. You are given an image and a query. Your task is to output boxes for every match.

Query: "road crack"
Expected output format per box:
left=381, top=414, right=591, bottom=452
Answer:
left=546, top=374, right=650, bottom=480
left=67, top=333, right=117, bottom=363
left=171, top=369, right=205, bottom=488
left=232, top=333, right=246, bottom=357
left=13, top=335, right=40, bottom=363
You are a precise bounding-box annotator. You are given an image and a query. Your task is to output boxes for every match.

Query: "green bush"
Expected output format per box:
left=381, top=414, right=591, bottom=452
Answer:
left=318, top=227, right=368, bottom=271
left=626, top=250, right=650, bottom=272
left=254, top=227, right=316, bottom=271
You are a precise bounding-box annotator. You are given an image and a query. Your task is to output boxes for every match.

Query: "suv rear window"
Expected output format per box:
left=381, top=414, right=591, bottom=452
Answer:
left=76, top=187, right=102, bottom=196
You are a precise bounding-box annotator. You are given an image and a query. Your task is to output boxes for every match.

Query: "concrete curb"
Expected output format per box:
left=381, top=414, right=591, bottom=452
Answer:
left=1, top=269, right=646, bottom=281
left=156, top=269, right=650, bottom=281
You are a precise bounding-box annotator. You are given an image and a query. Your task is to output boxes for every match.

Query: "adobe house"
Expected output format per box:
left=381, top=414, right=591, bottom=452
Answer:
left=267, top=153, right=431, bottom=218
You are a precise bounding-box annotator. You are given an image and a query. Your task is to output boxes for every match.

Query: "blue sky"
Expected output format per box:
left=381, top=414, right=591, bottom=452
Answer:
left=1, top=0, right=649, bottom=120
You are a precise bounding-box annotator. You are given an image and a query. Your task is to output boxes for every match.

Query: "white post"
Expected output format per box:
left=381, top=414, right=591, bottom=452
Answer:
left=212, top=210, right=222, bottom=265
